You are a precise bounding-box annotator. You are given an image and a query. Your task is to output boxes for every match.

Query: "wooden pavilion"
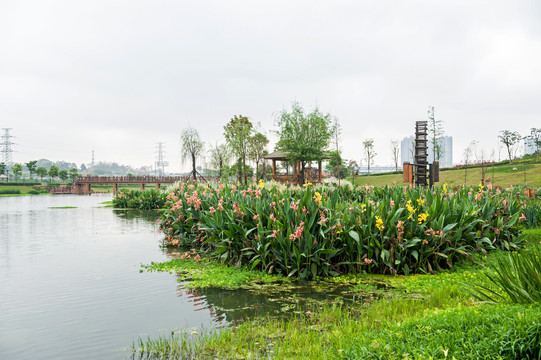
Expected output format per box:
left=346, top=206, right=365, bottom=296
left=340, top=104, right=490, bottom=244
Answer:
left=263, top=150, right=323, bottom=185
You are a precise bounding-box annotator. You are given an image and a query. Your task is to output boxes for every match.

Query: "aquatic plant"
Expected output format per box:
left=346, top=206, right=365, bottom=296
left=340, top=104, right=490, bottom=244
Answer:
left=147, top=181, right=534, bottom=279
left=112, top=189, right=167, bottom=210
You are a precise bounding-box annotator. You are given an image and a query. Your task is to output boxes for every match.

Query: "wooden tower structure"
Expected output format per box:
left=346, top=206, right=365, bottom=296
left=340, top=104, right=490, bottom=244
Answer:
left=414, top=121, right=428, bottom=187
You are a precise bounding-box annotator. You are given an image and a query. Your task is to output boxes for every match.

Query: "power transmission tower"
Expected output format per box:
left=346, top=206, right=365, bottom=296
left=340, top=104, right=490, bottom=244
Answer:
left=155, top=142, right=168, bottom=175
left=91, top=150, right=95, bottom=167
left=1, top=128, right=15, bottom=164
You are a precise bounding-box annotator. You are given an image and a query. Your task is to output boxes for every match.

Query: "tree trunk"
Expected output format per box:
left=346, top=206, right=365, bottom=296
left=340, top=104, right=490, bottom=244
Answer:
left=237, top=158, right=242, bottom=184
left=255, top=160, right=259, bottom=181
left=300, top=162, right=305, bottom=185
left=507, top=145, right=513, bottom=164
left=242, top=156, right=247, bottom=185
left=218, top=159, right=223, bottom=178
left=192, top=154, right=197, bottom=181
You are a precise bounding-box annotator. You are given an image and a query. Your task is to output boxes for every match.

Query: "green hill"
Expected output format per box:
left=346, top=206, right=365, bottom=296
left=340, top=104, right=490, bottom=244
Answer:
left=351, top=161, right=541, bottom=188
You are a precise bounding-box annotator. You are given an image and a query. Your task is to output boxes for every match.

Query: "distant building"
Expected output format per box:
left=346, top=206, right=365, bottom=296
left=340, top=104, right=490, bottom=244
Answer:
left=524, top=137, right=537, bottom=155
left=401, top=136, right=453, bottom=168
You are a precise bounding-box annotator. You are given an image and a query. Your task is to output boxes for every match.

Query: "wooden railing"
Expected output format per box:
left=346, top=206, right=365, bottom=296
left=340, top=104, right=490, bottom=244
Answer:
left=74, top=175, right=188, bottom=184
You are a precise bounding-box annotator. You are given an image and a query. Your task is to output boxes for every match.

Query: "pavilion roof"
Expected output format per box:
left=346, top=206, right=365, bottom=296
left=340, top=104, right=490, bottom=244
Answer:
left=263, top=150, right=290, bottom=161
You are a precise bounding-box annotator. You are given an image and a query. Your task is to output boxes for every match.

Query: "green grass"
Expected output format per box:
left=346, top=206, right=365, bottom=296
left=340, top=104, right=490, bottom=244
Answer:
left=132, top=232, right=541, bottom=359
left=0, top=185, right=49, bottom=196
left=48, top=206, right=77, bottom=209
left=352, top=162, right=541, bottom=188
left=142, top=254, right=288, bottom=289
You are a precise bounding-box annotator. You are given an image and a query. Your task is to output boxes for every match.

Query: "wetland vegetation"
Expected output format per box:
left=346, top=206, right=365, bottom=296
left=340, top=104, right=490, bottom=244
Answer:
left=115, top=179, right=541, bottom=359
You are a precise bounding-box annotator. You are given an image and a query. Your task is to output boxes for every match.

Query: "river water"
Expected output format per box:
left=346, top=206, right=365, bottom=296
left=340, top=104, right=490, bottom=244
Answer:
left=0, top=194, right=223, bottom=360
left=0, top=194, right=364, bottom=360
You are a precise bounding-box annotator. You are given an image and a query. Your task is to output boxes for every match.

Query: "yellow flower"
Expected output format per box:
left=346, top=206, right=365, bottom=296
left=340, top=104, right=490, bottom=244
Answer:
left=361, top=204, right=367, bottom=213
left=417, top=198, right=425, bottom=206
left=417, top=212, right=429, bottom=224
left=303, top=182, right=313, bottom=187
left=258, top=179, right=264, bottom=189
left=313, top=191, right=322, bottom=204
left=375, top=215, right=384, bottom=231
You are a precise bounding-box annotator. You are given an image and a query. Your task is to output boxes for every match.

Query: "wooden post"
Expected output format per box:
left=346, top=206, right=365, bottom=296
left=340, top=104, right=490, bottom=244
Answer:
left=140, top=183, right=145, bottom=191
left=272, top=159, right=276, bottom=175
left=156, top=183, right=160, bottom=190
left=318, top=161, right=322, bottom=183
left=112, top=183, right=118, bottom=195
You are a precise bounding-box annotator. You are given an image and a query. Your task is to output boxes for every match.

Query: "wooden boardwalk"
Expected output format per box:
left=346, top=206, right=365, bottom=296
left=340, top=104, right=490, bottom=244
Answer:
left=47, top=175, right=214, bottom=195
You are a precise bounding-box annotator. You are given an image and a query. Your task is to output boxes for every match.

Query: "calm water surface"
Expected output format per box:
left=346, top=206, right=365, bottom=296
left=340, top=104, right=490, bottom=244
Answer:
left=0, top=194, right=221, bottom=360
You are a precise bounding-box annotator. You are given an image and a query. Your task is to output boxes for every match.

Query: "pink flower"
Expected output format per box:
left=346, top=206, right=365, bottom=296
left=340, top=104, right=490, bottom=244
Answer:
left=253, top=214, right=260, bottom=220
left=390, top=200, right=395, bottom=206
left=364, top=258, right=373, bottom=264
left=519, top=213, right=526, bottom=221
left=209, top=206, right=216, bottom=214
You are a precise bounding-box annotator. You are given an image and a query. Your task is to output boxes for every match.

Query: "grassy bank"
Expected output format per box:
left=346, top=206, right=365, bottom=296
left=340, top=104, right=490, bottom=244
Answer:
left=0, top=184, right=49, bottom=197
left=352, top=162, right=541, bottom=188
left=132, top=229, right=541, bottom=359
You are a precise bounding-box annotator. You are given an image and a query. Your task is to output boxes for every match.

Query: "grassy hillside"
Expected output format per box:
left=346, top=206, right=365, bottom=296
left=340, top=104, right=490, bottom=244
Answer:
left=351, top=162, right=541, bottom=188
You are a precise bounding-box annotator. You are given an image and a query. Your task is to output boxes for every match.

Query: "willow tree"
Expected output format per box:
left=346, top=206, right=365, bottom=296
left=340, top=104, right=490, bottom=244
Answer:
left=224, top=115, right=253, bottom=185
left=181, top=127, right=204, bottom=180
left=275, top=102, right=333, bottom=185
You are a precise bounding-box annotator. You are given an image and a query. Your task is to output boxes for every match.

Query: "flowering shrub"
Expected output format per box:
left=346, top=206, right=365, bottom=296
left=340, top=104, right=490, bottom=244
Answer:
left=116, top=181, right=535, bottom=279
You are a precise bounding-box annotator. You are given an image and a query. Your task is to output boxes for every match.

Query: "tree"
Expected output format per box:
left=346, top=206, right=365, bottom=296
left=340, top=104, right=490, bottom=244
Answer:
left=224, top=115, right=253, bottom=185
left=36, top=167, right=48, bottom=182
left=80, top=163, right=87, bottom=171
left=331, top=117, right=343, bottom=184
left=48, top=165, right=59, bottom=181
left=529, top=128, right=541, bottom=162
left=69, top=168, right=79, bottom=182
left=390, top=140, right=400, bottom=171
left=362, top=139, right=376, bottom=174
left=348, top=159, right=358, bottom=184
left=0, top=162, right=6, bottom=180
left=12, top=163, right=23, bottom=181
left=180, top=127, right=204, bottom=181
left=25, top=160, right=38, bottom=179
left=248, top=131, right=269, bottom=181
left=463, top=140, right=476, bottom=185
left=498, top=130, right=522, bottom=164
left=59, top=169, right=69, bottom=182
left=275, top=102, right=333, bottom=185
left=428, top=106, right=445, bottom=162
left=208, top=143, right=230, bottom=178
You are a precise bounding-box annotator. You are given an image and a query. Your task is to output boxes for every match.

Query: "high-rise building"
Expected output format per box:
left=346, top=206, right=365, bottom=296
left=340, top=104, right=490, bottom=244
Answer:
left=401, top=136, right=453, bottom=168
left=524, top=137, right=537, bottom=155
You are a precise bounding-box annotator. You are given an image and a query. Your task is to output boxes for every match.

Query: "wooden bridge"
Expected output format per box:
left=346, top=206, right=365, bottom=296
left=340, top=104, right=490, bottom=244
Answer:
left=47, top=175, right=210, bottom=195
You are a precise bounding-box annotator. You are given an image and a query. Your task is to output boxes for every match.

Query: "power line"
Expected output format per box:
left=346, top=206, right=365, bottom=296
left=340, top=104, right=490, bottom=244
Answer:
left=1, top=128, right=15, bottom=164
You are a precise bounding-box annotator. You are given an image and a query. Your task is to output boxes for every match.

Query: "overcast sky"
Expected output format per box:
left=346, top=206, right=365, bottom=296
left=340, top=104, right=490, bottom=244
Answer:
left=1, top=1, right=539, bottom=173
